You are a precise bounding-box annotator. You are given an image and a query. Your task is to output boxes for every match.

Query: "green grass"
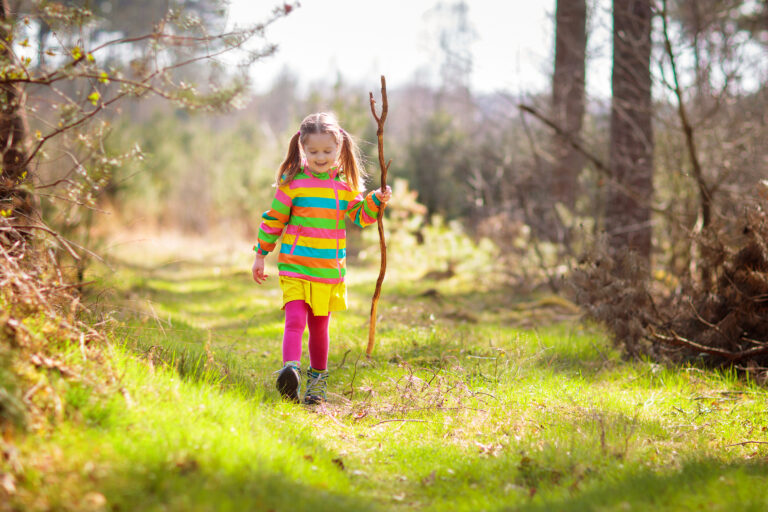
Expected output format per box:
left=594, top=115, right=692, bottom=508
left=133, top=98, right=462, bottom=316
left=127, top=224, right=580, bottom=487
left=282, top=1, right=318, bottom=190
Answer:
left=5, top=231, right=768, bottom=511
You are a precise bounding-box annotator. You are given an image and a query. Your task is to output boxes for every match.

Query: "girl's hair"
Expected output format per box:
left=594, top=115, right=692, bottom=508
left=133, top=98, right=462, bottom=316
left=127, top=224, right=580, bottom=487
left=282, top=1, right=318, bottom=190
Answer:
left=276, top=112, right=367, bottom=191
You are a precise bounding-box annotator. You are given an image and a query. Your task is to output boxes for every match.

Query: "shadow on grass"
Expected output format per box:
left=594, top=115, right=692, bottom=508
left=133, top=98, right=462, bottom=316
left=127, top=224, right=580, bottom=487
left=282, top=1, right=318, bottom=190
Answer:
left=130, top=278, right=259, bottom=311
left=371, top=322, right=617, bottom=382
left=115, top=318, right=277, bottom=402
left=90, top=455, right=380, bottom=512
left=389, top=441, right=768, bottom=511
left=513, top=458, right=768, bottom=512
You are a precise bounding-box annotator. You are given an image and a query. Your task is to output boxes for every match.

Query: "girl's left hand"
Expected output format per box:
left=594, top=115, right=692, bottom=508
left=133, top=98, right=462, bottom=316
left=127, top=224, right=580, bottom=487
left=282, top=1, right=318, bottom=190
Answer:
left=375, top=186, right=392, bottom=203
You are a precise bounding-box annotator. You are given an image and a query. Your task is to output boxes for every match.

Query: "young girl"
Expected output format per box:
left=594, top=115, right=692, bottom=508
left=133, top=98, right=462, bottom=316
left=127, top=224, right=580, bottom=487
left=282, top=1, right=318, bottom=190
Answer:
left=251, top=112, right=392, bottom=405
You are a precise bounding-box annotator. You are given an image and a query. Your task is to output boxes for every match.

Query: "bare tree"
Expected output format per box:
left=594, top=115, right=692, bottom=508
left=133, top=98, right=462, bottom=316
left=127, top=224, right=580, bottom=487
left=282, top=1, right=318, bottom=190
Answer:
left=551, top=0, right=587, bottom=211
left=606, top=0, right=654, bottom=266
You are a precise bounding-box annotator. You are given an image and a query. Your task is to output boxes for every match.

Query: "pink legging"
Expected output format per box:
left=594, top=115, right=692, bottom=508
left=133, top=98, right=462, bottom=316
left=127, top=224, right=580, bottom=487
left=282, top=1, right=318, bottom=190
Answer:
left=282, top=300, right=330, bottom=370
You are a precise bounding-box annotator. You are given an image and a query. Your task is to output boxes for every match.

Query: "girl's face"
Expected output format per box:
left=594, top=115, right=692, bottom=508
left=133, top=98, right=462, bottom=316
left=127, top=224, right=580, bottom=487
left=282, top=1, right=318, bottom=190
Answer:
left=303, top=132, right=340, bottom=174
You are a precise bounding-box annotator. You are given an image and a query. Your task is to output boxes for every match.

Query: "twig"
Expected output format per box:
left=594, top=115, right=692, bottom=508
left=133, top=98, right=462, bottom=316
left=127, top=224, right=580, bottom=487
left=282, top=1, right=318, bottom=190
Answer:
left=685, top=298, right=728, bottom=343
left=518, top=104, right=609, bottom=175
left=335, top=349, right=352, bottom=370
left=367, top=75, right=391, bottom=357
left=370, top=419, right=429, bottom=428
left=346, top=352, right=363, bottom=398
left=741, top=337, right=768, bottom=347
left=7, top=224, right=80, bottom=260
left=471, top=390, right=500, bottom=402
left=404, top=406, right=487, bottom=413
left=39, top=280, right=96, bottom=292
left=426, top=365, right=443, bottom=387
left=590, top=341, right=610, bottom=364
left=723, top=441, right=768, bottom=448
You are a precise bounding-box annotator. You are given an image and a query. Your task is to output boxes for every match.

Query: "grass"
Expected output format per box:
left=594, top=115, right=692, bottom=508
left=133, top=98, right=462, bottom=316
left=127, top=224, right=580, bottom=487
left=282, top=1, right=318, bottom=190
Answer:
left=4, top=229, right=768, bottom=511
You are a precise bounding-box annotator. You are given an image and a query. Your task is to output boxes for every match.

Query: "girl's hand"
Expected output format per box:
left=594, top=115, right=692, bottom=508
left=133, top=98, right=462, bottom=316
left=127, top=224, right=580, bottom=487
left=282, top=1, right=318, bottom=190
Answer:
left=375, top=186, right=392, bottom=204
left=252, top=254, right=268, bottom=284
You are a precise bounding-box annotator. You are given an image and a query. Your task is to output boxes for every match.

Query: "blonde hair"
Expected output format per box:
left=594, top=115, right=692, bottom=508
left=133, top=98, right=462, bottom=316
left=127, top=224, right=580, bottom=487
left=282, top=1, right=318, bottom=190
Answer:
left=276, top=112, right=367, bottom=191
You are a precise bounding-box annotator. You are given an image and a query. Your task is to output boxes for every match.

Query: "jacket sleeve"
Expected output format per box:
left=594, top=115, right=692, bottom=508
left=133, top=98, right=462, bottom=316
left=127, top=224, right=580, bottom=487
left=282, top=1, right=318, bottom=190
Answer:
left=255, top=184, right=293, bottom=255
left=346, top=189, right=382, bottom=228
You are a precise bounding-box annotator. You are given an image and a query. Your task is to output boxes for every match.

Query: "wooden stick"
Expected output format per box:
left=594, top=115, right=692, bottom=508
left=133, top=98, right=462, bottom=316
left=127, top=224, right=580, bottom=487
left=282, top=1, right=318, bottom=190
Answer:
left=367, top=75, right=391, bottom=357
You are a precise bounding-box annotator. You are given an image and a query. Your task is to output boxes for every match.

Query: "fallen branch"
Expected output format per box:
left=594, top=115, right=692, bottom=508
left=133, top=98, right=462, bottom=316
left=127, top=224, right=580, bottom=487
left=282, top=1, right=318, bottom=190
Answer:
left=648, top=326, right=768, bottom=362
left=723, top=441, right=768, bottom=448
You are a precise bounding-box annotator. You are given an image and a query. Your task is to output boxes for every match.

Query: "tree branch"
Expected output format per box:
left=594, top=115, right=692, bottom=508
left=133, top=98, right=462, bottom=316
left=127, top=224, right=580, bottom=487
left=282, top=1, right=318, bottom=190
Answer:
left=659, top=0, right=712, bottom=230
left=648, top=325, right=768, bottom=362
left=518, top=103, right=668, bottom=216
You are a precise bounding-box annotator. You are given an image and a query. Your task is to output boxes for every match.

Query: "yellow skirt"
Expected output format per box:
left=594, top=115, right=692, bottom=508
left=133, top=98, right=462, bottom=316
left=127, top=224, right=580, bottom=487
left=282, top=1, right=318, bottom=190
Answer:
left=279, top=276, right=347, bottom=316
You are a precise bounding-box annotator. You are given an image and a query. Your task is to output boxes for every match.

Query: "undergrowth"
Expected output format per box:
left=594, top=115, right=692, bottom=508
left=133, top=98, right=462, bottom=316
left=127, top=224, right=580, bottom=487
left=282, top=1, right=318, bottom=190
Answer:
left=0, top=240, right=123, bottom=506
left=2, top=230, right=768, bottom=511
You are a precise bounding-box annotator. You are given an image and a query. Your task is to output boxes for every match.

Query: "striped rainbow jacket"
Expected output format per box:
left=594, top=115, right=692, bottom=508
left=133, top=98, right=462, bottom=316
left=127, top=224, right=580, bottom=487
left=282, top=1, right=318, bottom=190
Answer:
left=255, top=162, right=382, bottom=284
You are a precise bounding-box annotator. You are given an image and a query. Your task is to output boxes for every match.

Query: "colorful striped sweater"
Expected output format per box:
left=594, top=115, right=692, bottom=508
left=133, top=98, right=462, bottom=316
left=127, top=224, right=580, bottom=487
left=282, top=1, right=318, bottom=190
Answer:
left=255, top=163, right=382, bottom=284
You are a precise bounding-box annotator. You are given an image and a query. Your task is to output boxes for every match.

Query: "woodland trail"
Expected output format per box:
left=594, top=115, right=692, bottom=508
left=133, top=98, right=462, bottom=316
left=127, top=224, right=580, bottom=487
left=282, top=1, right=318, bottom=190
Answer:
left=8, top=232, right=768, bottom=511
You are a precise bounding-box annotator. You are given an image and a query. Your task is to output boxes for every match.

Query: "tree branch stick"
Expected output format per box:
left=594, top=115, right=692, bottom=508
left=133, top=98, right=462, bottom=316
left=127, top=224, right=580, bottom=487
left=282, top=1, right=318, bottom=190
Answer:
left=367, top=75, right=389, bottom=357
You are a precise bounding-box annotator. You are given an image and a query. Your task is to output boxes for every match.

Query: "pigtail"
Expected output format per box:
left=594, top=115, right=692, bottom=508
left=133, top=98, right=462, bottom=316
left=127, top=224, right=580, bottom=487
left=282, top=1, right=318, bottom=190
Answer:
left=276, top=131, right=303, bottom=187
left=339, top=129, right=367, bottom=192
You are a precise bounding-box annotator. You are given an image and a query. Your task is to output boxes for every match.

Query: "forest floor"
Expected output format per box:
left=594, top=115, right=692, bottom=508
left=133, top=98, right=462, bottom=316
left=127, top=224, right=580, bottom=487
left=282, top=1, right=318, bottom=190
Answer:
left=5, top=230, right=768, bottom=511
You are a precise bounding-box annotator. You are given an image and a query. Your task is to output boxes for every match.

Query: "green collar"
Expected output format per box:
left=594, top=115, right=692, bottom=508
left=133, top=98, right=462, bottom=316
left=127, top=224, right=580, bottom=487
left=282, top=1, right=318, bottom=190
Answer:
left=301, top=161, right=340, bottom=180
left=310, top=170, right=331, bottom=179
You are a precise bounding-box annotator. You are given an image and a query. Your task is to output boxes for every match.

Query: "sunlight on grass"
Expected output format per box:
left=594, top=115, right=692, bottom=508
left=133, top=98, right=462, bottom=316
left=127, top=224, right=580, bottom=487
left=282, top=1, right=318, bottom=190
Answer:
left=7, top=230, right=768, bottom=511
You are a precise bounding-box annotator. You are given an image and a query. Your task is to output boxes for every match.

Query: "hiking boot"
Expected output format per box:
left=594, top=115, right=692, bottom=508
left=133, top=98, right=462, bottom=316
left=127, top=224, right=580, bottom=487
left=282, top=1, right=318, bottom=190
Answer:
left=276, top=361, right=301, bottom=402
left=303, top=367, right=328, bottom=405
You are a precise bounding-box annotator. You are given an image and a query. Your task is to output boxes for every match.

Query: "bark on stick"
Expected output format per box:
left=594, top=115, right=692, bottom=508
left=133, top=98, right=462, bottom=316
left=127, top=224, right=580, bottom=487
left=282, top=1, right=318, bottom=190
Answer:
left=367, top=75, right=391, bottom=356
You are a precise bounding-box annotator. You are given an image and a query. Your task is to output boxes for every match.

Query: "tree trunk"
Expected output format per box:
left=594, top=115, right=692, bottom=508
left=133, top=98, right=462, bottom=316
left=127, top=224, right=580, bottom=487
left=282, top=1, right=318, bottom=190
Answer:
left=0, top=0, right=33, bottom=243
left=551, top=0, right=587, bottom=211
left=606, top=0, right=653, bottom=268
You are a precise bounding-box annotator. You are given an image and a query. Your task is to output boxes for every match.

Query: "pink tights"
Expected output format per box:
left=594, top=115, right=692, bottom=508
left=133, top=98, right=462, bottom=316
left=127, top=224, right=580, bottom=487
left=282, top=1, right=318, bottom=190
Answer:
left=282, top=300, right=330, bottom=370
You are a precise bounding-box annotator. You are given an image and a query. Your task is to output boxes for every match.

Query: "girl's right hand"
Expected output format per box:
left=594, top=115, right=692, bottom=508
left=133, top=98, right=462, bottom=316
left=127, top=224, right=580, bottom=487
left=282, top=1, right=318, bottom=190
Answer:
left=252, top=254, right=268, bottom=284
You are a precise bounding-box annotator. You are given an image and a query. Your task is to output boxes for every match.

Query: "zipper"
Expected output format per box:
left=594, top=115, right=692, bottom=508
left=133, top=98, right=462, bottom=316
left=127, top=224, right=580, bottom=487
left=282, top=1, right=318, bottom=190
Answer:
left=289, top=226, right=302, bottom=255
left=332, top=178, right=341, bottom=279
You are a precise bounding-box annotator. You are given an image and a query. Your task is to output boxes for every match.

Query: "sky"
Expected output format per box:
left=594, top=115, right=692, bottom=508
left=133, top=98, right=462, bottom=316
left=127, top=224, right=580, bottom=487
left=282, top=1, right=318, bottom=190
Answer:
left=226, top=0, right=613, bottom=98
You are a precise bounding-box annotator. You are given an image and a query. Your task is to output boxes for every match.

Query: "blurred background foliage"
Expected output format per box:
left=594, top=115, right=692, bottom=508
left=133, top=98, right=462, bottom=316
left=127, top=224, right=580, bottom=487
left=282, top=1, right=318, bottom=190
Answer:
left=5, top=0, right=762, bottom=303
